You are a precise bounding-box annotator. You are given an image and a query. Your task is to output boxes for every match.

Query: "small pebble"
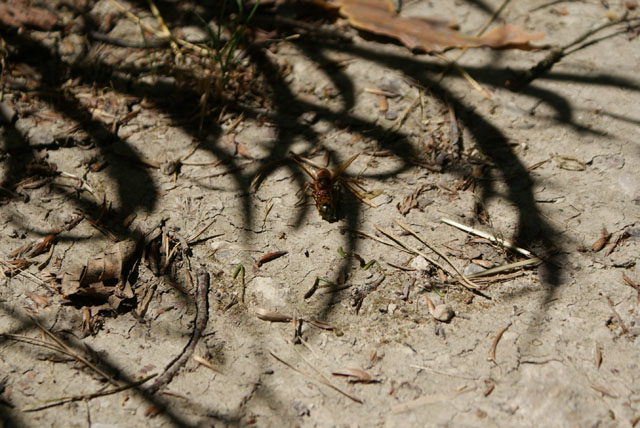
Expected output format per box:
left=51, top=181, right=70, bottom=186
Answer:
left=388, top=303, right=398, bottom=315
left=0, top=101, right=16, bottom=123
left=300, top=111, right=318, bottom=124
left=464, top=263, right=485, bottom=276
left=431, top=304, right=454, bottom=322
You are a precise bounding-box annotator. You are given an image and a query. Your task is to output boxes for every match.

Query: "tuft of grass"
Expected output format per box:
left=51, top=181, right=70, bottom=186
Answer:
left=204, top=0, right=260, bottom=83
left=195, top=0, right=260, bottom=133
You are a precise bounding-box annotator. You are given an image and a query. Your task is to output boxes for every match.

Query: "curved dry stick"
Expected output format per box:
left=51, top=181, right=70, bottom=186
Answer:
left=147, top=268, right=210, bottom=394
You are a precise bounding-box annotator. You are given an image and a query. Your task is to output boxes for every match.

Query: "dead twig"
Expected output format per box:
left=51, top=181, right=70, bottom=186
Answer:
left=233, top=263, right=246, bottom=303
left=488, top=321, right=512, bottom=364
left=147, top=269, right=210, bottom=393
left=441, top=218, right=534, bottom=258
left=463, top=257, right=542, bottom=279
left=622, top=273, right=640, bottom=291
left=187, top=216, right=220, bottom=244
left=511, top=14, right=640, bottom=89
left=1, top=334, right=78, bottom=358
left=255, top=251, right=288, bottom=268
left=341, top=227, right=412, bottom=254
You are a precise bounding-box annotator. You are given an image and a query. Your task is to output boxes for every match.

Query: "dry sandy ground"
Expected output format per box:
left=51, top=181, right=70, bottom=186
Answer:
left=1, top=0, right=639, bottom=427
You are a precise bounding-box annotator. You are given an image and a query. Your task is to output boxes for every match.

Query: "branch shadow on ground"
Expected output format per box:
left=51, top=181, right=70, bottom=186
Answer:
left=1, top=1, right=639, bottom=424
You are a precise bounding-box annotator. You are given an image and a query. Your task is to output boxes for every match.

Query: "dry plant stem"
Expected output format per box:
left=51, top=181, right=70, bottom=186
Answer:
left=28, top=316, right=120, bottom=386
left=441, top=218, right=534, bottom=258
left=607, top=298, right=628, bottom=335
left=341, top=227, right=413, bottom=254
left=514, top=15, right=639, bottom=88
left=488, top=321, right=512, bottom=364
left=269, top=350, right=363, bottom=404
left=622, top=273, right=640, bottom=291
left=393, top=219, right=481, bottom=290
left=343, top=181, right=377, bottom=208
left=107, top=0, right=209, bottom=55
left=147, top=269, right=210, bottom=394
left=187, top=216, right=221, bottom=244
left=1, top=334, right=78, bottom=358
left=528, top=1, right=575, bottom=13
left=477, top=0, right=512, bottom=35
left=464, top=257, right=541, bottom=279
left=562, top=14, right=634, bottom=52
left=147, top=0, right=181, bottom=59
left=22, top=375, right=156, bottom=412
left=0, top=260, right=56, bottom=292
left=375, top=226, right=443, bottom=269
left=434, top=53, right=492, bottom=99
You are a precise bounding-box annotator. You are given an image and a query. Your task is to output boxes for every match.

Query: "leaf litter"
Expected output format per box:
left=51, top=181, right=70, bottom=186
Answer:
left=2, top=0, right=639, bottom=425
left=326, top=0, right=545, bottom=52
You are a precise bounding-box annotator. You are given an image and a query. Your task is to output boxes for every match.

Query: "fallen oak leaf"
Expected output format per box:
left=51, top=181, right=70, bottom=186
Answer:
left=329, top=0, right=544, bottom=52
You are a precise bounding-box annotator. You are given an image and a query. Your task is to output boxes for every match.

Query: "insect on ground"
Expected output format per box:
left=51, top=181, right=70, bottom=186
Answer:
left=290, top=152, right=362, bottom=222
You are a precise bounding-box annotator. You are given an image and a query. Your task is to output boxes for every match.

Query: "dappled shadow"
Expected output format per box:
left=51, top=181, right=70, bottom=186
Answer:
left=1, top=0, right=639, bottom=423
left=0, top=303, right=208, bottom=427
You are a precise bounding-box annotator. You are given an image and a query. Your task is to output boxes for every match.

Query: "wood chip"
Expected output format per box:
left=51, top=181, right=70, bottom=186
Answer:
left=254, top=308, right=292, bottom=322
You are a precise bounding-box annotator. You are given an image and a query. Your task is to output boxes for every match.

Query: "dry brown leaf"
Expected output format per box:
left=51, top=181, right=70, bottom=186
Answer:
left=26, top=292, right=50, bottom=309
left=60, top=240, right=137, bottom=306
left=331, top=0, right=544, bottom=52
left=397, top=194, right=418, bottom=215
left=60, top=270, right=82, bottom=297
left=81, top=240, right=137, bottom=285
